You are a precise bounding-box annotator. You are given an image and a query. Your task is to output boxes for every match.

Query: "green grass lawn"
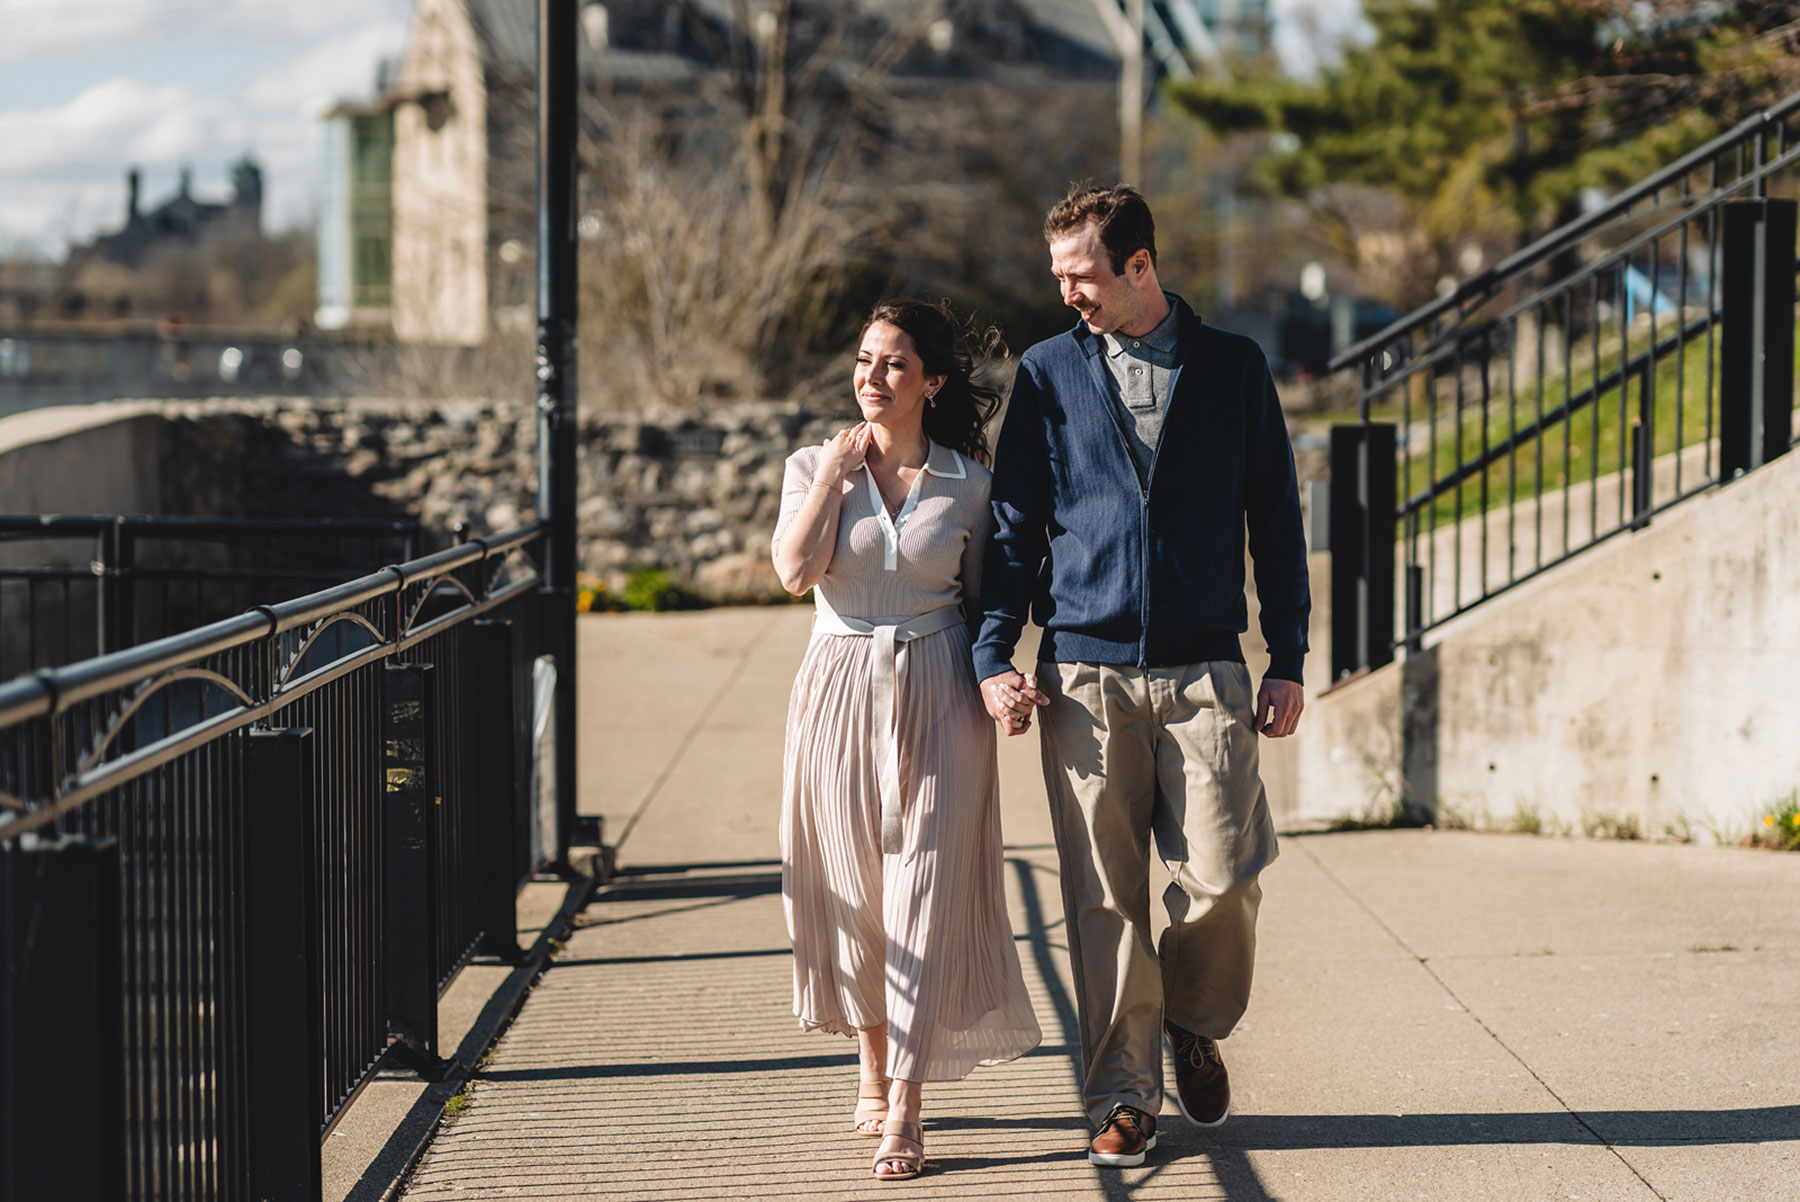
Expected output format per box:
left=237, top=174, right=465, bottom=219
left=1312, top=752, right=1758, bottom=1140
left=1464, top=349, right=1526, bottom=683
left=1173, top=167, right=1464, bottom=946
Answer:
left=1373, top=313, right=1797, bottom=527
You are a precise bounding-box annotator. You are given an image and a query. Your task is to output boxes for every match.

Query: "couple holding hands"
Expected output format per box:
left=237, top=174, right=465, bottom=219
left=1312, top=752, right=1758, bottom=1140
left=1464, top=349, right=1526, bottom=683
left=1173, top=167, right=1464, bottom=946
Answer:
left=771, top=184, right=1310, bottom=1181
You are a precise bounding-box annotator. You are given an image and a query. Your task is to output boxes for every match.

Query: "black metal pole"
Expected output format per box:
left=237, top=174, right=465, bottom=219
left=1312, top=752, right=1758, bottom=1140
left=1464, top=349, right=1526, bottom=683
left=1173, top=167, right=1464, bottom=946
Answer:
left=472, top=618, right=525, bottom=963
left=1360, top=424, right=1397, bottom=673
left=537, top=0, right=579, bottom=866
left=1328, top=424, right=1365, bottom=681
left=242, top=728, right=323, bottom=1202
left=3, top=836, right=125, bottom=1202
left=1720, top=198, right=1796, bottom=480
left=1329, top=422, right=1397, bottom=679
left=379, top=661, right=453, bottom=1079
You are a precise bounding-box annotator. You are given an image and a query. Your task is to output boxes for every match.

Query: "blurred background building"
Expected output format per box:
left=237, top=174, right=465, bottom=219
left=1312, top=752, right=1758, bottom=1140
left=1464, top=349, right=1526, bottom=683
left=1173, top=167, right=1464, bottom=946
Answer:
left=87, top=159, right=265, bottom=270
left=313, top=0, right=1274, bottom=352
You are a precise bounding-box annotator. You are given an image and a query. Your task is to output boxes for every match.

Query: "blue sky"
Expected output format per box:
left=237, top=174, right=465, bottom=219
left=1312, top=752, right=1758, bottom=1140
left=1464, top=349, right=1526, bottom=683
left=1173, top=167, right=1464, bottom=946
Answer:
left=0, top=0, right=412, bottom=253
left=0, top=0, right=1363, bottom=255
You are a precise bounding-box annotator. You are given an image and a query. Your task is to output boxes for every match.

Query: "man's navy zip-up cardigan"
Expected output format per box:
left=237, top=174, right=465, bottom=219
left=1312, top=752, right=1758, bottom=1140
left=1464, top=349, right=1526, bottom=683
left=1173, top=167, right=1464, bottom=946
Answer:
left=973, top=295, right=1310, bottom=684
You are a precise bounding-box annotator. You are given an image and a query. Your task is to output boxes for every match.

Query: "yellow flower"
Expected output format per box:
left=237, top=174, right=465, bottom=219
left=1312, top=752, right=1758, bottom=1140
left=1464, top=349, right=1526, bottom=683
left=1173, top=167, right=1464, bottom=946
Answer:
left=1765, top=815, right=1776, bottom=827
left=1790, top=813, right=1800, bottom=828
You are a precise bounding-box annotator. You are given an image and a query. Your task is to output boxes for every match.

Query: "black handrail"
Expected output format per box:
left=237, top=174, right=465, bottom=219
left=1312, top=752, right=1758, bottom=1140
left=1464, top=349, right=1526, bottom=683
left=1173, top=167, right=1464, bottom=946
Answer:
left=1325, top=88, right=1800, bottom=679
left=1329, top=91, right=1800, bottom=373
left=0, top=518, right=547, bottom=835
left=0, top=675, right=49, bottom=726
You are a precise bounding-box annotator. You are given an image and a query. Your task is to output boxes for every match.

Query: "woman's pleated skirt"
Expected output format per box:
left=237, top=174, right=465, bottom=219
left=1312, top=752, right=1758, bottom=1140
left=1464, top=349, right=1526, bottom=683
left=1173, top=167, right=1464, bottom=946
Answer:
left=780, top=622, right=1041, bottom=1082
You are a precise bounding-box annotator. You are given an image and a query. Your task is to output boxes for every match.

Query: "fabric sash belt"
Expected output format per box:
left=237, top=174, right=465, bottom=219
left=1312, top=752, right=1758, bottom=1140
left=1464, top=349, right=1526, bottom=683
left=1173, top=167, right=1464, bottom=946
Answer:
left=812, top=599, right=966, bottom=854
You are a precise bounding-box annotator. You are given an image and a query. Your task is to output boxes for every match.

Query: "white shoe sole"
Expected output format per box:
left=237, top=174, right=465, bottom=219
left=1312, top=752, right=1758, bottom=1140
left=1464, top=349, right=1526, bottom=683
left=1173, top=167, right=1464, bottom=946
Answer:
left=1088, top=1133, right=1156, bottom=1167
left=1171, top=1091, right=1230, bottom=1129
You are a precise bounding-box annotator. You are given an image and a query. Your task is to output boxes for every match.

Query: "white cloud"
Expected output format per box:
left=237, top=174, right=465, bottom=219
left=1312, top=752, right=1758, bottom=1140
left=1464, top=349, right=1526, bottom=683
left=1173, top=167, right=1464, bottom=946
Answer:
left=0, top=0, right=414, bottom=64
left=0, top=78, right=240, bottom=176
left=244, top=21, right=408, bottom=117
left=238, top=22, right=409, bottom=231
left=0, top=12, right=408, bottom=248
left=0, top=188, right=122, bottom=251
left=0, top=0, right=167, bottom=64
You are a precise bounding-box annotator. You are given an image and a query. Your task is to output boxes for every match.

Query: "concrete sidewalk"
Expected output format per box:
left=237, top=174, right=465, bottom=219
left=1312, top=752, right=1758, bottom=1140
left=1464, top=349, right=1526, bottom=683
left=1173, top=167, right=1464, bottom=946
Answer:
left=399, top=607, right=1800, bottom=1201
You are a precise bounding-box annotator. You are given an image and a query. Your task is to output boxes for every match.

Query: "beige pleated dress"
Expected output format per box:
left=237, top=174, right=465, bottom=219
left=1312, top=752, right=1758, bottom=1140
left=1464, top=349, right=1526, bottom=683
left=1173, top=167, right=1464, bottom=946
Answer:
left=774, top=439, right=1041, bottom=1083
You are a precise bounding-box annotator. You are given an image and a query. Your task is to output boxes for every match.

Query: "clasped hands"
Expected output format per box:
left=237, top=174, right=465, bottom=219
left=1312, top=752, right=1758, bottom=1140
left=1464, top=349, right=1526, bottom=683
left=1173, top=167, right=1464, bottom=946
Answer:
left=979, top=669, right=1048, bottom=736
left=980, top=668, right=1305, bottom=738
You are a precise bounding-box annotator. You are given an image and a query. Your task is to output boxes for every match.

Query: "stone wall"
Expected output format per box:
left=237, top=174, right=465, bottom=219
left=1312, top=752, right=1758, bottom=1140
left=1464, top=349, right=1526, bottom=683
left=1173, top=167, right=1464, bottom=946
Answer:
left=139, top=396, right=851, bottom=601
left=3, top=394, right=1324, bottom=610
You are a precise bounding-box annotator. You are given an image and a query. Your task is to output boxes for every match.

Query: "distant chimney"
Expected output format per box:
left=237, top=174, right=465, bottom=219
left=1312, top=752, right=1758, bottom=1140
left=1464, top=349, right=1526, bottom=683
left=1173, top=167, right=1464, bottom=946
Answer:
left=127, top=168, right=141, bottom=222
left=231, top=157, right=264, bottom=229
left=178, top=167, right=192, bottom=199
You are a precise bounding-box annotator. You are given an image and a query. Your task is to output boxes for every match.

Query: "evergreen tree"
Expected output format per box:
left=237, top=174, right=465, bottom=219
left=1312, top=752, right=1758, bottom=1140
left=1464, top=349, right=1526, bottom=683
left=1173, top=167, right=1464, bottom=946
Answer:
left=1173, top=0, right=1800, bottom=306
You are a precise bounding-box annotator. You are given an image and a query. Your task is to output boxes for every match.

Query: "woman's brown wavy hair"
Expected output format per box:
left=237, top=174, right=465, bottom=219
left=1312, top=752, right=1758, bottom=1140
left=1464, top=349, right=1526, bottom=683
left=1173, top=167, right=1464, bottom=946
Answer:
left=860, top=298, right=1005, bottom=467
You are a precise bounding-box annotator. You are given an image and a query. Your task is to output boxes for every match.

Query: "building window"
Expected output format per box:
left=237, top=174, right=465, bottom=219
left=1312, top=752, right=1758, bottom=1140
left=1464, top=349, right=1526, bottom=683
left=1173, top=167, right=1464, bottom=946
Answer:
left=354, top=234, right=392, bottom=306
left=352, top=118, right=393, bottom=186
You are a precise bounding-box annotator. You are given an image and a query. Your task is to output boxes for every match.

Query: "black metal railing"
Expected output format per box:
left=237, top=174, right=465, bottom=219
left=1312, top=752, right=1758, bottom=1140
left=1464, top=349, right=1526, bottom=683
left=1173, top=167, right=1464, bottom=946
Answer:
left=0, top=515, right=419, bottom=680
left=1327, top=93, right=1800, bottom=678
left=0, top=522, right=556, bottom=1201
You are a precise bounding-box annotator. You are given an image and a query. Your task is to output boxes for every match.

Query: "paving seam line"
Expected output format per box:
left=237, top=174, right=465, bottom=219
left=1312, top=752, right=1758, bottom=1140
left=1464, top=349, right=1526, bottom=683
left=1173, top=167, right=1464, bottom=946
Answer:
left=336, top=871, right=602, bottom=1202
left=612, top=607, right=785, bottom=852
left=1292, top=837, right=1671, bottom=1202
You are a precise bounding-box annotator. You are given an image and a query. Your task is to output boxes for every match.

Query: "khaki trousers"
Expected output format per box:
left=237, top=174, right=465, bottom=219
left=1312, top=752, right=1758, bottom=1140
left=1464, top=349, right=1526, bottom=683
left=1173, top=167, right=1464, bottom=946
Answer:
left=1037, top=659, right=1278, bottom=1126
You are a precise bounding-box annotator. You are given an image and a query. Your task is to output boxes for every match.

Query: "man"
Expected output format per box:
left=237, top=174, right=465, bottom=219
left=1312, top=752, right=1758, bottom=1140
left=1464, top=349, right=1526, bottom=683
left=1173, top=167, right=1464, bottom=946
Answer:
left=973, top=184, right=1308, bottom=1168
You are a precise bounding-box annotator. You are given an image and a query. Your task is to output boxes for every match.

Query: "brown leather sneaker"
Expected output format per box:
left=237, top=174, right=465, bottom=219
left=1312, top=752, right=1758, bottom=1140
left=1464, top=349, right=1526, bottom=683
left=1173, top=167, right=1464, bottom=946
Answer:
left=1088, top=1104, right=1157, bottom=1167
left=1166, top=1021, right=1230, bottom=1127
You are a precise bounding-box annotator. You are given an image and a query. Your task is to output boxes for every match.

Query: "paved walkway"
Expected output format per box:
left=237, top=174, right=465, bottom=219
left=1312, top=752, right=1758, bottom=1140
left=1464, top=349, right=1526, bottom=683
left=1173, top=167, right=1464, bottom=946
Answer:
left=399, top=608, right=1800, bottom=1201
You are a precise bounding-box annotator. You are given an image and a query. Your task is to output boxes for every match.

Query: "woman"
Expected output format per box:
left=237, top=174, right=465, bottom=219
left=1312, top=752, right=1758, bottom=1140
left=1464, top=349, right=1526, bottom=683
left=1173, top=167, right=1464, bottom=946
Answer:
left=772, top=299, right=1041, bottom=1181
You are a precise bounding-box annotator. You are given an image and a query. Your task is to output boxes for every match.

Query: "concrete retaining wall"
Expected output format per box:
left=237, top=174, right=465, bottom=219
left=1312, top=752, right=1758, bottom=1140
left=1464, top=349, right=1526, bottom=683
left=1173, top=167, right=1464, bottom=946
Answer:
left=1291, top=447, right=1800, bottom=841
left=0, top=402, right=169, bottom=519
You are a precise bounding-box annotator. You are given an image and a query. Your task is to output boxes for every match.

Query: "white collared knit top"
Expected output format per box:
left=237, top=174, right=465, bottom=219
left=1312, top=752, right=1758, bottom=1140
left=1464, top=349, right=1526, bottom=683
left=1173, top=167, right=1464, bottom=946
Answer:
left=773, top=438, right=994, bottom=621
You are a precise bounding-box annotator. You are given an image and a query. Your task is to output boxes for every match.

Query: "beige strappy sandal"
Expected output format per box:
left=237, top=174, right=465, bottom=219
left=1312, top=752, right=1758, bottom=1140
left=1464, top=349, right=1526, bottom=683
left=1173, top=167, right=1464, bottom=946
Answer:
left=872, top=1118, right=925, bottom=1181
left=854, top=1078, right=891, bottom=1136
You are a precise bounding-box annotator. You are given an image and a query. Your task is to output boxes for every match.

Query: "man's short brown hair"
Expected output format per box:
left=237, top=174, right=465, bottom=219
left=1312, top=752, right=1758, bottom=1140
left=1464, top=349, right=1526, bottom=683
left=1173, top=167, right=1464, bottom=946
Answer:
left=1044, top=183, right=1157, bottom=275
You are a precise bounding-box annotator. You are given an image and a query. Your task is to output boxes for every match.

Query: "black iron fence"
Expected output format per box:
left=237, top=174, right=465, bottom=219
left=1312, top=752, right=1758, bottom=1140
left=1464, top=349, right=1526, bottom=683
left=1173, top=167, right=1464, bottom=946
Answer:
left=1327, top=93, right=1800, bottom=678
left=0, top=523, right=558, bottom=1201
left=0, top=515, right=419, bottom=680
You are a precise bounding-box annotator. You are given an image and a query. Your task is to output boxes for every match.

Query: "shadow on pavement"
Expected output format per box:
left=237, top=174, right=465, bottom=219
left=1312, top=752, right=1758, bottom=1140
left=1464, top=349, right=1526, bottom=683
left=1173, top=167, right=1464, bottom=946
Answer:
left=478, top=1052, right=860, bottom=1080
left=593, top=870, right=783, bottom=901
left=1210, top=1105, right=1800, bottom=1148
left=550, top=945, right=792, bottom=967
left=612, top=857, right=784, bottom=875
left=1009, top=857, right=1286, bottom=1202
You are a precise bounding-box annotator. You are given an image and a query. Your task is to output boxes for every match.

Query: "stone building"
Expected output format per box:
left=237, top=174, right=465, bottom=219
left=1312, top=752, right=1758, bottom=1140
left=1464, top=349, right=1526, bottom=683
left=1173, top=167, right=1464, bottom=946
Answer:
left=319, top=0, right=1253, bottom=346
left=87, top=159, right=265, bottom=270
